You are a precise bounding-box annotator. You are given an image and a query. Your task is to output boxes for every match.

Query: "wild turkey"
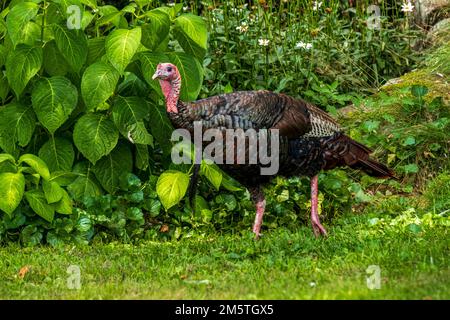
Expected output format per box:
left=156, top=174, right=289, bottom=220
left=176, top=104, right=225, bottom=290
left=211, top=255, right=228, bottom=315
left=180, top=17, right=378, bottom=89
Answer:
left=152, top=63, right=395, bottom=238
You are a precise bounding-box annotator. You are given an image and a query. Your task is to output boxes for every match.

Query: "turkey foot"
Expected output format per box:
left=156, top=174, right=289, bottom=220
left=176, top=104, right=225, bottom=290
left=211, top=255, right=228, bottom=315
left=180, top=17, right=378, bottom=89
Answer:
left=250, top=187, right=265, bottom=240
left=310, top=175, right=327, bottom=237
left=311, top=214, right=327, bottom=237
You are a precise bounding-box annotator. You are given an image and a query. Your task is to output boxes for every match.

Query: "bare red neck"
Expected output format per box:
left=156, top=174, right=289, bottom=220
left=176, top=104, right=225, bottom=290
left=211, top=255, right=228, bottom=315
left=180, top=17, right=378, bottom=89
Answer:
left=160, top=72, right=181, bottom=114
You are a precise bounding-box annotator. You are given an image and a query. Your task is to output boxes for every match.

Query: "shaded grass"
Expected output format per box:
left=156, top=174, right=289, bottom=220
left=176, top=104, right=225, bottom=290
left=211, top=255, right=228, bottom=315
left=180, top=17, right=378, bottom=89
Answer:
left=0, top=213, right=448, bottom=299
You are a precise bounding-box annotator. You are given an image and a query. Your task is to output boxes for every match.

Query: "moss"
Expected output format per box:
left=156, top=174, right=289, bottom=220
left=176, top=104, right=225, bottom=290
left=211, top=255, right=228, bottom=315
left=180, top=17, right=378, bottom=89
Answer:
left=381, top=69, right=450, bottom=103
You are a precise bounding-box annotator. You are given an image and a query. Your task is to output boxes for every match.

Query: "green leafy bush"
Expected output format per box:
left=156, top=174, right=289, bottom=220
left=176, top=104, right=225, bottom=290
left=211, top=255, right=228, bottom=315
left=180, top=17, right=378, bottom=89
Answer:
left=0, top=0, right=207, bottom=245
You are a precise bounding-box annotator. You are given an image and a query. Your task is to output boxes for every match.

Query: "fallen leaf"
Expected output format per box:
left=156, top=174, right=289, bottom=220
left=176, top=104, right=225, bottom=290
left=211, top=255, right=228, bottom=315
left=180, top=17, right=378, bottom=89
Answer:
left=160, top=224, right=169, bottom=233
left=18, top=266, right=31, bottom=279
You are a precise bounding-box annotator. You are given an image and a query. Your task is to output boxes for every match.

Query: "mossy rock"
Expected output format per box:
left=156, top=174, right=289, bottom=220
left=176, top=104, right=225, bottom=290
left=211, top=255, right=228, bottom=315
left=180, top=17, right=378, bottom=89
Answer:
left=381, top=69, right=449, bottom=103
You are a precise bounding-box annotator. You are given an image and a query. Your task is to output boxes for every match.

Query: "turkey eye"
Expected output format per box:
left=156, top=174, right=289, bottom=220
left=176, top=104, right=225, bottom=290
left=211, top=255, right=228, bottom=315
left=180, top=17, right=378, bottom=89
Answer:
left=167, top=67, right=172, bottom=72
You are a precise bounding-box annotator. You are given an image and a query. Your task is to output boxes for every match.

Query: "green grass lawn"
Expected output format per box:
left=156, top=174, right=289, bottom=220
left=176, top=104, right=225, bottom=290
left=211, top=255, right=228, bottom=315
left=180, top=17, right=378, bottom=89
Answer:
left=0, top=213, right=448, bottom=300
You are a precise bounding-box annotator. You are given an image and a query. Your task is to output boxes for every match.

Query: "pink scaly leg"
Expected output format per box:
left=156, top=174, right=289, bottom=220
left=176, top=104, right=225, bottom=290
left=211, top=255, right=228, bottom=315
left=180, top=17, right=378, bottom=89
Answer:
left=250, top=187, right=265, bottom=240
left=310, top=175, right=327, bottom=237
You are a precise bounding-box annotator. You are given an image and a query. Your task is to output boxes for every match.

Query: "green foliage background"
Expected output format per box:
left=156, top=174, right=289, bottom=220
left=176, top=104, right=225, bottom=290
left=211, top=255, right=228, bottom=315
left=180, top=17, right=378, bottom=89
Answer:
left=0, top=0, right=448, bottom=246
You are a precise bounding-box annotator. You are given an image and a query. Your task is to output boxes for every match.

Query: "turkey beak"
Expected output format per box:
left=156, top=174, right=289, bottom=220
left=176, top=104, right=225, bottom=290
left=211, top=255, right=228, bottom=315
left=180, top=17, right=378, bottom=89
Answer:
left=151, top=70, right=160, bottom=80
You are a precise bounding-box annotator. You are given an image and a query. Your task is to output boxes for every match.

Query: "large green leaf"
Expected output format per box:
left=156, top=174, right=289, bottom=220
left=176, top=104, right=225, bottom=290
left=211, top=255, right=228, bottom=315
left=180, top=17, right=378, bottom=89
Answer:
left=81, top=61, right=120, bottom=111
left=156, top=170, right=189, bottom=210
left=25, top=189, right=55, bottom=223
left=93, top=143, right=133, bottom=193
left=135, top=144, right=149, bottom=171
left=6, top=1, right=39, bottom=47
left=173, top=14, right=207, bottom=60
left=18, top=21, right=41, bottom=46
left=53, top=24, right=88, bottom=73
left=112, top=96, right=153, bottom=144
left=0, top=172, right=25, bottom=217
left=96, top=5, right=126, bottom=29
left=0, top=73, right=10, bottom=103
left=31, top=76, right=78, bottom=133
left=168, top=52, right=203, bottom=101
left=67, top=161, right=102, bottom=200
left=117, top=71, right=148, bottom=96
left=200, top=160, right=222, bottom=190
left=54, top=188, right=73, bottom=215
left=42, top=180, right=64, bottom=204
left=5, top=44, right=43, bottom=97
left=19, top=154, right=51, bottom=180
left=0, top=102, right=36, bottom=147
left=105, top=27, right=141, bottom=74
left=87, top=37, right=106, bottom=65
left=0, top=154, right=16, bottom=166
left=0, top=44, right=7, bottom=67
left=0, top=134, right=18, bottom=157
left=141, top=9, right=170, bottom=51
left=73, top=113, right=119, bottom=164
left=138, top=51, right=168, bottom=96
left=43, top=40, right=71, bottom=76
left=147, top=102, right=174, bottom=155
left=49, top=171, right=79, bottom=186
left=38, top=137, right=75, bottom=172
left=126, top=121, right=153, bottom=145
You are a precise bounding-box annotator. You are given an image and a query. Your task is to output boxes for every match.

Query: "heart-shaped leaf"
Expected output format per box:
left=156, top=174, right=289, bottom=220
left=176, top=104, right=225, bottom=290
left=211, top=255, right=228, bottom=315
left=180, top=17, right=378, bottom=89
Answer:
left=168, top=52, right=203, bottom=101
left=93, top=143, right=133, bottom=193
left=53, top=24, right=88, bottom=73
left=156, top=170, right=189, bottom=210
left=38, top=137, right=75, bottom=172
left=0, top=102, right=36, bottom=147
left=25, top=189, right=55, bottom=222
left=173, top=14, right=207, bottom=60
left=81, top=61, right=120, bottom=111
left=141, top=9, right=170, bottom=51
left=19, top=154, right=51, bottom=180
left=105, top=27, right=142, bottom=74
left=73, top=113, right=119, bottom=164
left=0, top=172, right=25, bottom=217
left=6, top=2, right=39, bottom=47
left=31, top=76, right=78, bottom=133
left=5, top=44, right=43, bottom=97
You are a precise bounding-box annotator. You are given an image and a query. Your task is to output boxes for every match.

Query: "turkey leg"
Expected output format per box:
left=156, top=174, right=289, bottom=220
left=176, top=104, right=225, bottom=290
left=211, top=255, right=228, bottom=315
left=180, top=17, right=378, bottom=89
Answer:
left=250, top=187, right=265, bottom=240
left=310, top=175, right=327, bottom=237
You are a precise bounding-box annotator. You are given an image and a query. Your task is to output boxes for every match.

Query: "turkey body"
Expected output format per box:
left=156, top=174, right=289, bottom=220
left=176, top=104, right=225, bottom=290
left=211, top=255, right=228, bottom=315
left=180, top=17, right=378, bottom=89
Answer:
left=168, top=90, right=393, bottom=187
left=152, top=62, right=394, bottom=238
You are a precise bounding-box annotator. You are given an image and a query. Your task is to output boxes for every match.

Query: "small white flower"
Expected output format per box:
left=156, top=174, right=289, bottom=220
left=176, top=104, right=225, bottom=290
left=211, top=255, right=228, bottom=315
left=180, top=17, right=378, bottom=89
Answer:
left=183, top=6, right=189, bottom=11
left=309, top=281, right=316, bottom=287
left=295, top=41, right=313, bottom=50
left=401, top=1, right=414, bottom=13
left=312, top=1, right=322, bottom=11
left=258, top=38, right=270, bottom=46
left=236, top=22, right=248, bottom=33
left=167, top=2, right=175, bottom=7
left=295, top=41, right=306, bottom=49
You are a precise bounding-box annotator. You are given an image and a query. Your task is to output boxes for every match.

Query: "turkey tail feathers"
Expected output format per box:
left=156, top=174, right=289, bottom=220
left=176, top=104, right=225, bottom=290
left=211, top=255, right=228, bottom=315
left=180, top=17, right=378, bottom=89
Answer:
left=345, top=138, right=397, bottom=180
left=323, top=134, right=397, bottom=180
left=353, top=158, right=397, bottom=179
